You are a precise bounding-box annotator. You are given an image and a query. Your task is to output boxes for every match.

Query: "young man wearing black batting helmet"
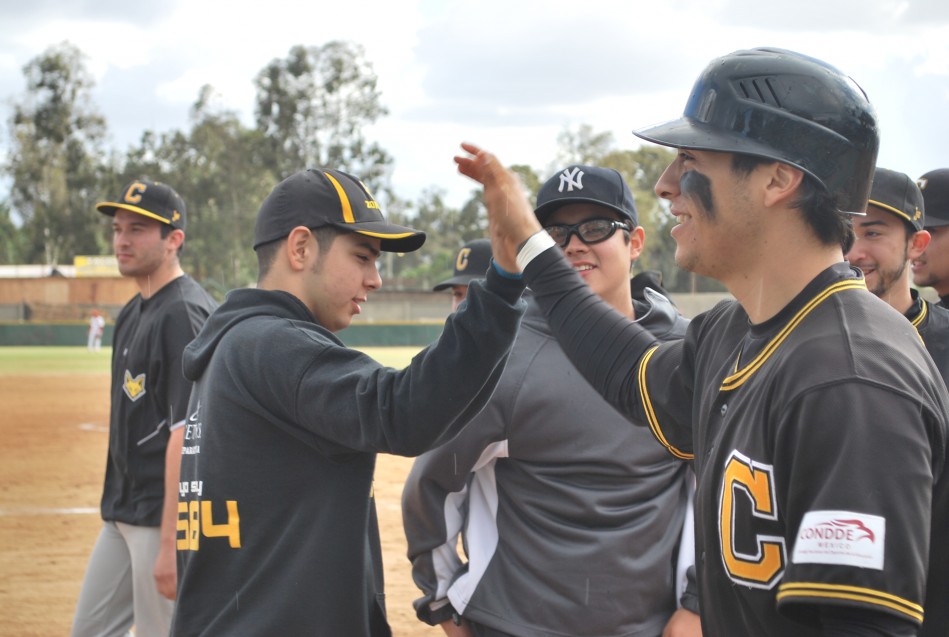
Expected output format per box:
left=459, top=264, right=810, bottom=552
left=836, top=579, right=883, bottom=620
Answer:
left=847, top=166, right=949, bottom=387
left=171, top=168, right=527, bottom=636
left=72, top=180, right=218, bottom=637
left=458, top=48, right=949, bottom=637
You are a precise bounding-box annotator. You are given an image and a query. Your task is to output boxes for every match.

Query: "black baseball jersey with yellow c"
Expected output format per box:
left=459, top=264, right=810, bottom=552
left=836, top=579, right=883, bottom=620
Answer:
left=101, top=275, right=217, bottom=526
left=523, top=249, right=949, bottom=637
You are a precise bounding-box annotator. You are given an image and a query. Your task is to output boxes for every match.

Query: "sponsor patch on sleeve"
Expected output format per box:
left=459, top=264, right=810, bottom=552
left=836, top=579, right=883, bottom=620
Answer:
left=792, top=510, right=885, bottom=570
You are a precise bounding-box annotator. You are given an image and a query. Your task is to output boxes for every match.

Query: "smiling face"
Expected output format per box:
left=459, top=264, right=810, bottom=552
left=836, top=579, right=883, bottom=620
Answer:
left=913, top=224, right=949, bottom=296
left=305, top=230, right=383, bottom=332
left=543, top=203, right=642, bottom=315
left=653, top=149, right=762, bottom=283
left=846, top=205, right=926, bottom=306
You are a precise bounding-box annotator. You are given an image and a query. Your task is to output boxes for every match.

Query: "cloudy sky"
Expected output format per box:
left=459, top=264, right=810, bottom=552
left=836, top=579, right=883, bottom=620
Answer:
left=1, top=0, right=947, bottom=210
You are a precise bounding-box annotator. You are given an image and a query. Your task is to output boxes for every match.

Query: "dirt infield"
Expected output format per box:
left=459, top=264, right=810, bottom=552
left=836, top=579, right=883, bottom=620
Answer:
left=0, top=369, right=440, bottom=636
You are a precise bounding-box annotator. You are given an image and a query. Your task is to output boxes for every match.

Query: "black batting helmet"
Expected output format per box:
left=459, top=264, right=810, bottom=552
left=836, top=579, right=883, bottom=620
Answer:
left=634, top=47, right=879, bottom=214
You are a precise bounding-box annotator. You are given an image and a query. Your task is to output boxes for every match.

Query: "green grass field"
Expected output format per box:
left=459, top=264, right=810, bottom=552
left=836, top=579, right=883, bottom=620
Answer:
left=0, top=346, right=424, bottom=375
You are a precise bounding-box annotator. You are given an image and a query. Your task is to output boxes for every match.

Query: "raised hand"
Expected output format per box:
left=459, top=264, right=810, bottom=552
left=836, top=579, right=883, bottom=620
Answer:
left=454, top=142, right=541, bottom=273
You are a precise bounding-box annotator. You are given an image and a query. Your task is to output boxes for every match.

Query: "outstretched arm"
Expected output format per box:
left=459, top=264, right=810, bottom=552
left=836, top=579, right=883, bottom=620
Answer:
left=454, top=142, right=540, bottom=273
left=457, top=142, right=661, bottom=426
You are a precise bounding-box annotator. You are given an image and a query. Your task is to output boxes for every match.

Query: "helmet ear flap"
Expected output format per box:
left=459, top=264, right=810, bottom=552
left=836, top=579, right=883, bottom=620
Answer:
left=634, top=47, right=879, bottom=215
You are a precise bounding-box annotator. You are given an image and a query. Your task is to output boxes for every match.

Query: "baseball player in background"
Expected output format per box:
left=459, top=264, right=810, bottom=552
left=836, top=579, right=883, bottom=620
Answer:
left=846, top=166, right=949, bottom=386
left=403, top=165, right=700, bottom=637
left=912, top=168, right=949, bottom=308
left=71, top=181, right=217, bottom=637
left=433, top=238, right=493, bottom=311
left=87, top=309, right=105, bottom=352
left=456, top=47, right=949, bottom=637
left=171, top=168, right=528, bottom=636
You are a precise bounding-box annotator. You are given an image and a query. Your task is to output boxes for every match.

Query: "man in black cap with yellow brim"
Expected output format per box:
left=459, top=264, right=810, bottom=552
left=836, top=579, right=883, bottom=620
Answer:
left=913, top=168, right=949, bottom=307
left=847, top=166, right=949, bottom=387
left=72, top=180, right=218, bottom=637
left=172, top=168, right=528, bottom=636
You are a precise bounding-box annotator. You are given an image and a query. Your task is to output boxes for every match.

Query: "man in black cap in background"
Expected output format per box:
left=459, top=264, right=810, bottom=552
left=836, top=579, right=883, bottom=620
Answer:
left=172, top=168, right=527, bottom=636
left=72, top=180, right=217, bottom=637
left=847, top=166, right=949, bottom=386
left=913, top=168, right=949, bottom=307
left=433, top=238, right=493, bottom=311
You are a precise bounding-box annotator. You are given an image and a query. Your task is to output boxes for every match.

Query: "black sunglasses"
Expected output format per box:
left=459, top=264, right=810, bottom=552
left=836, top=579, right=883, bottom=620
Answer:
left=544, top=218, right=630, bottom=248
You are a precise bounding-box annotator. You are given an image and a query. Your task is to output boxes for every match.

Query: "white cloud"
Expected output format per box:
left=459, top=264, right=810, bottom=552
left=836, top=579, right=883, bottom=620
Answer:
left=1, top=0, right=948, bottom=210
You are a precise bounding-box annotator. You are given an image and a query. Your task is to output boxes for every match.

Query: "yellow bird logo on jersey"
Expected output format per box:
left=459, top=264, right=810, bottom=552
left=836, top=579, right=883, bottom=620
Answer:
left=123, top=370, right=147, bottom=402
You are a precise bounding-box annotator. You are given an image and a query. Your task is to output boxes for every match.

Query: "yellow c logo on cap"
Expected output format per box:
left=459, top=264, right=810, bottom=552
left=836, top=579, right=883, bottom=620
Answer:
left=456, top=247, right=472, bottom=271
left=124, top=182, right=147, bottom=204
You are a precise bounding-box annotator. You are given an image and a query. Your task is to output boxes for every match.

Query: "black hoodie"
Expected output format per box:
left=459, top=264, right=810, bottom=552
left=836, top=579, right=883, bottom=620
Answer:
left=172, top=268, right=525, bottom=637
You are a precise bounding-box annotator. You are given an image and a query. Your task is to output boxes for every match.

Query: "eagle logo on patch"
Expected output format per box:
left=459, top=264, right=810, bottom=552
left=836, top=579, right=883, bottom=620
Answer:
left=123, top=370, right=146, bottom=401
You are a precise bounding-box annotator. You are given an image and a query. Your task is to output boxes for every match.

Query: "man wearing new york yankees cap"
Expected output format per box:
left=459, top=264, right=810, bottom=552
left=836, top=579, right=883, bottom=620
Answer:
left=172, top=168, right=528, bottom=636
left=847, top=166, right=949, bottom=388
left=403, top=164, right=701, bottom=637
left=72, top=180, right=218, bottom=637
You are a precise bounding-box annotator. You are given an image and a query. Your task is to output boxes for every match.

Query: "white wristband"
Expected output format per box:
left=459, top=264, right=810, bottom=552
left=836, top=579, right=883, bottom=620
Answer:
left=516, top=230, right=557, bottom=272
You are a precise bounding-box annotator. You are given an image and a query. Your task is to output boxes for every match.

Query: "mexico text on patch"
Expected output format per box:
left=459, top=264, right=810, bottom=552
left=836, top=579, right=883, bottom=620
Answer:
left=792, top=510, right=885, bottom=570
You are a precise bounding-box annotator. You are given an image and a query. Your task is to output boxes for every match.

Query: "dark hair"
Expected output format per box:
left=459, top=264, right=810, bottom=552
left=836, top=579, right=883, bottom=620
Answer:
left=256, top=225, right=344, bottom=281
left=731, top=154, right=851, bottom=249
left=159, top=223, right=184, bottom=256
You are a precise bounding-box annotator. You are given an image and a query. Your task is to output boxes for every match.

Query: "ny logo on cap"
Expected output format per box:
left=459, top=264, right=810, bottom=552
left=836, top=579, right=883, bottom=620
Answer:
left=558, top=167, right=584, bottom=192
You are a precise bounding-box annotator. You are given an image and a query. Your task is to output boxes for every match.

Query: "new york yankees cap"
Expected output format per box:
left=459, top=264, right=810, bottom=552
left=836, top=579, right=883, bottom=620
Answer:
left=534, top=165, right=638, bottom=227
left=253, top=168, right=425, bottom=252
left=433, top=238, right=492, bottom=291
left=917, top=168, right=949, bottom=228
left=96, top=180, right=187, bottom=230
left=867, top=167, right=924, bottom=231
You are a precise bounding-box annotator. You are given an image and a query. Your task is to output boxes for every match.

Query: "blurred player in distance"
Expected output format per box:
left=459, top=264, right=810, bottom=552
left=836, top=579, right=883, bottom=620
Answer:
left=87, top=309, right=105, bottom=352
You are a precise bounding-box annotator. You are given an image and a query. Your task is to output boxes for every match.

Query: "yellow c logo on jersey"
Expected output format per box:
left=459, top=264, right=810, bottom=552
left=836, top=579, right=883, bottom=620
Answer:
left=720, top=450, right=786, bottom=589
left=123, top=370, right=147, bottom=402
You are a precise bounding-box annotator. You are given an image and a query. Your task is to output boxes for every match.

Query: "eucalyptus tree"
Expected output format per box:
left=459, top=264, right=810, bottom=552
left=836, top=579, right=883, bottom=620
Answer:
left=6, top=42, right=109, bottom=266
